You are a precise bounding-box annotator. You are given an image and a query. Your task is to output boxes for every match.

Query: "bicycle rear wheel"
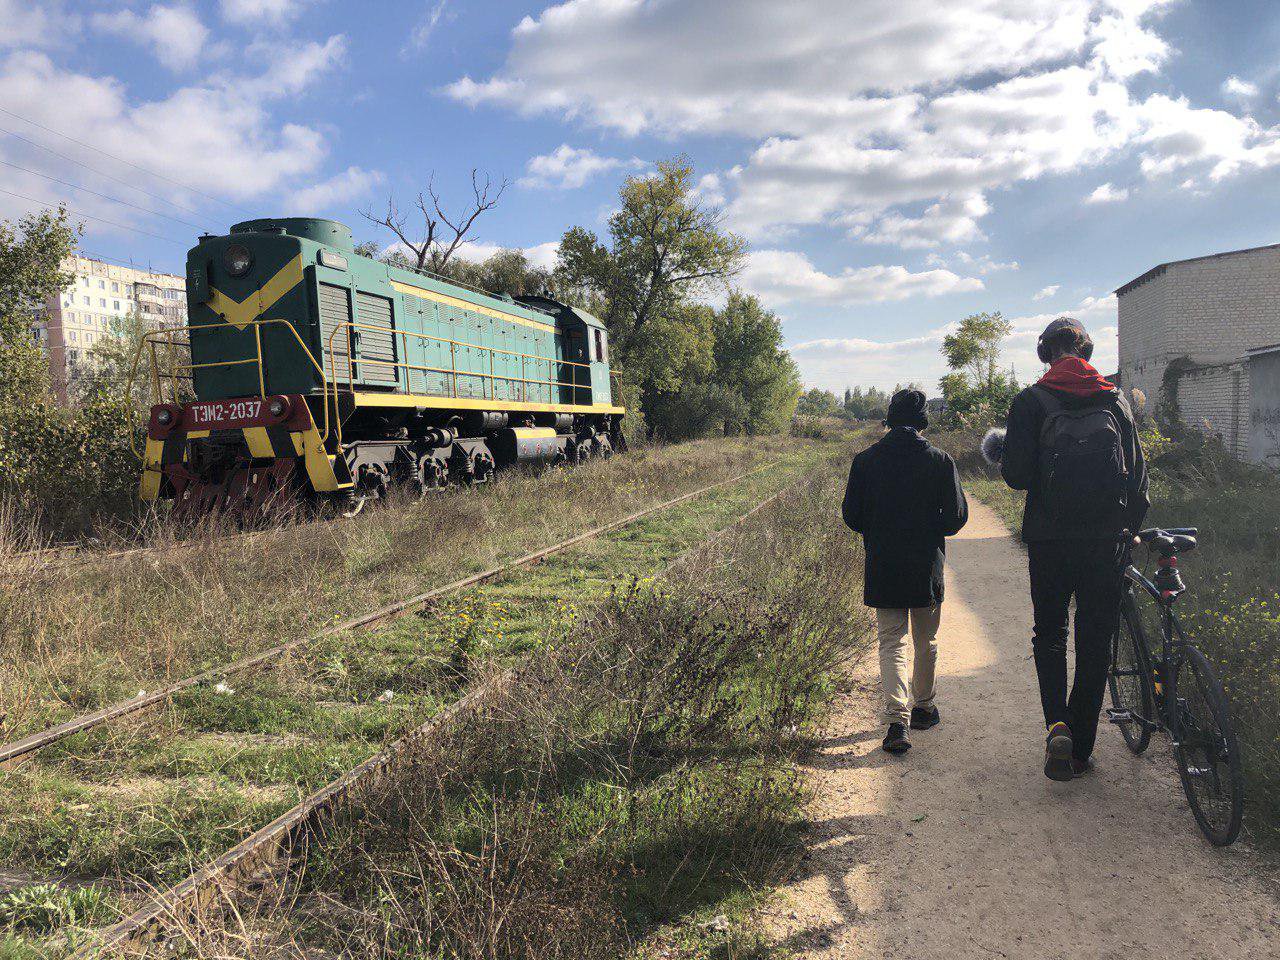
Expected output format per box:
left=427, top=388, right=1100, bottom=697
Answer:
left=1108, top=595, right=1154, bottom=754
left=1170, top=644, right=1244, bottom=846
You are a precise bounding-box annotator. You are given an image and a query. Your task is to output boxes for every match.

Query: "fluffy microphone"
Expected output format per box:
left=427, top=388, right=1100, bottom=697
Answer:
left=980, top=428, right=1007, bottom=466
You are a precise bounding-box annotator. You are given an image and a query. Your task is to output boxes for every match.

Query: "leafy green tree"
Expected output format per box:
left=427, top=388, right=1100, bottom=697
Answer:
left=557, top=157, right=746, bottom=399
left=708, top=292, right=800, bottom=434
left=796, top=388, right=841, bottom=418
left=939, top=311, right=1018, bottom=426
left=942, top=312, right=1011, bottom=393
left=0, top=207, right=77, bottom=407
left=0, top=207, right=142, bottom=535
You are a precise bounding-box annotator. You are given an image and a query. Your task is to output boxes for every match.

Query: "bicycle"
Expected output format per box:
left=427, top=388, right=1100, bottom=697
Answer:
left=1106, top=526, right=1244, bottom=846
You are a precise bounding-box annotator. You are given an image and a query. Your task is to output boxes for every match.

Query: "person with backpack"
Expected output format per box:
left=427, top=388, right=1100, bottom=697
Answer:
left=843, top=388, right=969, bottom=754
left=998, top=317, right=1148, bottom=781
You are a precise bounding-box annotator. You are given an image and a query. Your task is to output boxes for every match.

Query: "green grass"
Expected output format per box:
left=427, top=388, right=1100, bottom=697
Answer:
left=1, top=438, right=828, bottom=740
left=197, top=458, right=878, bottom=960
left=0, top=437, right=854, bottom=957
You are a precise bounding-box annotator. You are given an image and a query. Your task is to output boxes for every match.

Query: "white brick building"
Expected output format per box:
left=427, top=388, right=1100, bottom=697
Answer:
left=1116, top=243, right=1280, bottom=460
left=32, top=255, right=187, bottom=403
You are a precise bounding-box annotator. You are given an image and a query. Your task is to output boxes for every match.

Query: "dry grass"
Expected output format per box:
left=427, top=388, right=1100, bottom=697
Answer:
left=0, top=436, right=866, bottom=960
left=0, top=438, right=824, bottom=741
left=144, top=462, right=873, bottom=960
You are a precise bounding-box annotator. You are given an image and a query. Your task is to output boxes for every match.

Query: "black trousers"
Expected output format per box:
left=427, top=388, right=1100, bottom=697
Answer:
left=1027, top=539, right=1124, bottom=762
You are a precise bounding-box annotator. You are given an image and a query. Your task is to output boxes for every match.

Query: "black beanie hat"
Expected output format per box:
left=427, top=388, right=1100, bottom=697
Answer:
left=885, top=388, right=928, bottom=430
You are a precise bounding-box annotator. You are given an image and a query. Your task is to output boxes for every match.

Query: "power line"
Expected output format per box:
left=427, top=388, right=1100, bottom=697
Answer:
left=0, top=105, right=254, bottom=217
left=0, top=157, right=208, bottom=231
left=0, top=187, right=186, bottom=245
left=0, top=124, right=211, bottom=221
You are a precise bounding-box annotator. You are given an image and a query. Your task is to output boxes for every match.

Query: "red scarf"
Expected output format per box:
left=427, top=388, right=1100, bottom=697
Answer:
left=1037, top=356, right=1114, bottom=397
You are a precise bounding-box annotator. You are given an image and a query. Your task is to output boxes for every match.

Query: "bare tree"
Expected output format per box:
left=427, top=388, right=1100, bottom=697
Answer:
left=361, top=170, right=508, bottom=272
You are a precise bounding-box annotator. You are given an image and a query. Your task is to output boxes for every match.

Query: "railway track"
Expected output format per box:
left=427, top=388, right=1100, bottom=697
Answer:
left=0, top=461, right=774, bottom=770
left=64, top=473, right=801, bottom=959
left=0, top=456, right=821, bottom=959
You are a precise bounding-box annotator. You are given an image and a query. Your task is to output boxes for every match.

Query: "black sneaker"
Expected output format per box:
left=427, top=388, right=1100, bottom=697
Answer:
left=910, top=705, right=940, bottom=730
left=1071, top=757, right=1095, bottom=778
left=882, top=723, right=911, bottom=754
left=1044, top=722, right=1073, bottom=782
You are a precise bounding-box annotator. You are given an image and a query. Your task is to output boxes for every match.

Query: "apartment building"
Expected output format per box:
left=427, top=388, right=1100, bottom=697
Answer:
left=32, top=255, right=188, bottom=402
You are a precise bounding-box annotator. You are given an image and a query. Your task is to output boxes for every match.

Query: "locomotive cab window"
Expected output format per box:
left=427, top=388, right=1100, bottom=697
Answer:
left=593, top=328, right=607, bottom=362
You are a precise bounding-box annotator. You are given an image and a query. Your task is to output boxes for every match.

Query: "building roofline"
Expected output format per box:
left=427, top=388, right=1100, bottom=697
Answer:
left=1115, top=241, right=1280, bottom=297
left=1246, top=342, right=1280, bottom=359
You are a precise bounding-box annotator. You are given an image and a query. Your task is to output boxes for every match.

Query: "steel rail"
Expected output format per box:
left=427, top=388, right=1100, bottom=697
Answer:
left=65, top=466, right=801, bottom=959
left=0, top=462, right=774, bottom=771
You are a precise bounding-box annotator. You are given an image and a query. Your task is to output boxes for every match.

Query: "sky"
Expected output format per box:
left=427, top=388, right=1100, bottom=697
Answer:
left=6, top=0, right=1280, bottom=394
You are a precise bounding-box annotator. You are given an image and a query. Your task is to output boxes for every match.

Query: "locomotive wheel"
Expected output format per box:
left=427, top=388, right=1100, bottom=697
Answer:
left=414, top=455, right=447, bottom=497
left=339, top=489, right=368, bottom=518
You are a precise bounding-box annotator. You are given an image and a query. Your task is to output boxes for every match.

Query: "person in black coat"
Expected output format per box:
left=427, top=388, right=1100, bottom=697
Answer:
left=842, top=389, right=969, bottom=754
left=997, top=317, right=1149, bottom=782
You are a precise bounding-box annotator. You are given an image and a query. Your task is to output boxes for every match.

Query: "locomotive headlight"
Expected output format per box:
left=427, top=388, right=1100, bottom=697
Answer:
left=267, top=396, right=290, bottom=419
left=223, top=243, right=253, bottom=277
left=156, top=408, right=174, bottom=425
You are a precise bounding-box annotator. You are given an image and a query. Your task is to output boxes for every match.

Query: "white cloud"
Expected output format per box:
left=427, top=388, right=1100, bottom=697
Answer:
left=1134, top=94, right=1280, bottom=182
left=741, top=249, right=982, bottom=308
left=0, top=0, right=62, bottom=49
left=287, top=166, right=382, bottom=212
left=952, top=251, right=1020, bottom=274
left=690, top=172, right=726, bottom=207
left=406, top=0, right=451, bottom=52
left=244, top=34, right=346, bottom=95
left=1222, top=75, right=1259, bottom=99
left=855, top=193, right=990, bottom=248
left=518, top=144, right=642, bottom=190
left=1085, top=181, right=1129, bottom=203
left=93, top=4, right=208, bottom=72
left=0, top=50, right=328, bottom=230
left=790, top=292, right=1119, bottom=391
left=454, top=240, right=561, bottom=272
left=449, top=0, right=1280, bottom=247
left=220, top=0, right=305, bottom=26
left=1033, top=284, right=1060, bottom=301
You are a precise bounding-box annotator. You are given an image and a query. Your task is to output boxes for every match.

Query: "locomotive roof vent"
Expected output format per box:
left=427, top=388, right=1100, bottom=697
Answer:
left=229, top=217, right=354, bottom=252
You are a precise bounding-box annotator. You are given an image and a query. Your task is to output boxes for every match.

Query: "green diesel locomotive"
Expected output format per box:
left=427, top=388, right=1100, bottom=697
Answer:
left=137, top=217, right=625, bottom=517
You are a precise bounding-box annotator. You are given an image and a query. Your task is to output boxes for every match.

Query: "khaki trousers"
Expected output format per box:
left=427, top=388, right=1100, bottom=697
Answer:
left=876, top=606, right=941, bottom=725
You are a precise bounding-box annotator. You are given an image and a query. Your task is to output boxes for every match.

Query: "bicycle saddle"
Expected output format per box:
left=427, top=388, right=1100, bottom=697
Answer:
left=1138, top=527, right=1198, bottom=555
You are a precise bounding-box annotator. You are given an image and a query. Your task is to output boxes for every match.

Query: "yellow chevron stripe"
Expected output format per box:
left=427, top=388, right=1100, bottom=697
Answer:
left=208, top=254, right=304, bottom=330
left=390, top=280, right=557, bottom=333
left=139, top=437, right=164, bottom=501
left=242, top=426, right=274, bottom=458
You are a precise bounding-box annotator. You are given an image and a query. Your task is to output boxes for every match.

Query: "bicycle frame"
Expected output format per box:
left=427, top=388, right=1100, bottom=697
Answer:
left=1121, top=560, right=1187, bottom=733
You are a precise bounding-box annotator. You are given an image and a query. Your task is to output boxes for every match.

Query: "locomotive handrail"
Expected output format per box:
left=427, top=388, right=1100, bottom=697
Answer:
left=125, top=318, right=333, bottom=458
left=325, top=320, right=594, bottom=448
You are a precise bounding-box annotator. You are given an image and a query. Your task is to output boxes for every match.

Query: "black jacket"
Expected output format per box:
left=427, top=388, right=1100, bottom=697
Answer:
left=842, top=428, right=969, bottom=609
left=1001, top=385, right=1149, bottom=542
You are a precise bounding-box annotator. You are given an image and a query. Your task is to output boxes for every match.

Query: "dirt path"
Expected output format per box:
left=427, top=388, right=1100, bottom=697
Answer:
left=766, top=500, right=1280, bottom=959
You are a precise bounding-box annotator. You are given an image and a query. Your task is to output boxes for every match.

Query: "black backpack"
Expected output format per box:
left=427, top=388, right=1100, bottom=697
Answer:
left=1033, top=387, right=1128, bottom=525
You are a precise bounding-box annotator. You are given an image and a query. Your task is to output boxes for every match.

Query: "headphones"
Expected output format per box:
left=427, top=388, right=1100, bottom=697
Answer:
left=1037, top=325, right=1093, bottom=364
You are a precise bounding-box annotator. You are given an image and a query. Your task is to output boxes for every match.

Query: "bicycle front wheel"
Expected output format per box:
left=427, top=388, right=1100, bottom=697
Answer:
left=1108, top=595, right=1154, bottom=754
left=1170, top=644, right=1244, bottom=846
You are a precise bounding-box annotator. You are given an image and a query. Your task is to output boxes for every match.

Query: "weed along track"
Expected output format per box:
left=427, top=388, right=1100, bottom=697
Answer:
left=0, top=442, right=842, bottom=958
left=0, top=439, right=804, bottom=751
left=0, top=460, right=774, bottom=771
